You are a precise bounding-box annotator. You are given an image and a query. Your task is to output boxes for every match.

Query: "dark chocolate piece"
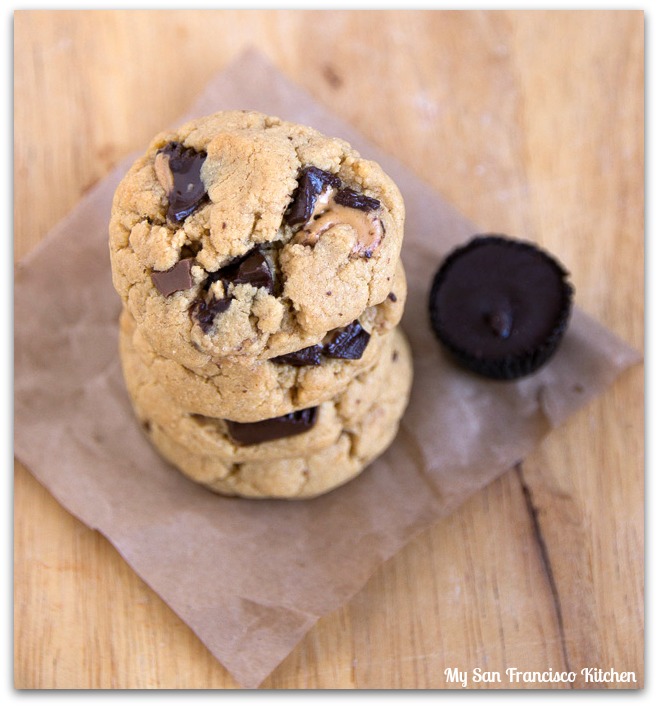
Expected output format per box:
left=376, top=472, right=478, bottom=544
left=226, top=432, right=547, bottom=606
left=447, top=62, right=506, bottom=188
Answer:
left=387, top=292, right=398, bottom=302
left=226, top=407, right=318, bottom=446
left=271, top=321, right=371, bottom=367
left=286, top=166, right=341, bottom=226
left=231, top=250, right=274, bottom=293
left=334, top=188, right=380, bottom=212
left=324, top=321, right=371, bottom=360
left=272, top=344, right=324, bottom=367
left=429, top=234, right=574, bottom=380
left=206, top=247, right=274, bottom=294
left=151, top=258, right=194, bottom=297
left=188, top=248, right=275, bottom=331
left=157, top=142, right=208, bottom=224
left=190, top=296, right=232, bottom=334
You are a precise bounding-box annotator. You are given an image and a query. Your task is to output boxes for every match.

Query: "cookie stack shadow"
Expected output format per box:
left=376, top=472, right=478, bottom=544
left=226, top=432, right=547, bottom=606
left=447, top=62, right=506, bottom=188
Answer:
left=110, top=111, right=413, bottom=499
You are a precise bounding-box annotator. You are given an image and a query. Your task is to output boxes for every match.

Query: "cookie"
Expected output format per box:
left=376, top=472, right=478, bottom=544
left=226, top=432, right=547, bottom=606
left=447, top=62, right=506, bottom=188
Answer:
left=120, top=320, right=412, bottom=463
left=138, top=333, right=413, bottom=499
left=128, top=256, right=406, bottom=382
left=429, top=235, right=574, bottom=379
left=109, top=109, right=405, bottom=363
left=120, top=263, right=406, bottom=421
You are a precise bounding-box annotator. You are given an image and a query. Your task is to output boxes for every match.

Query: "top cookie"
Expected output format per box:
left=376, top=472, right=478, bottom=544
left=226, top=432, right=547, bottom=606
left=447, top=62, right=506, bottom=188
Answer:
left=109, top=110, right=405, bottom=360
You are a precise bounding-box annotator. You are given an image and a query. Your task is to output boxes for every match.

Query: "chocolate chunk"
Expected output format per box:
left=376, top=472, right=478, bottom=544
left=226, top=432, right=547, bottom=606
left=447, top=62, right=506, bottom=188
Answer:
left=272, top=321, right=371, bottom=366
left=190, top=296, right=232, bottom=334
left=188, top=248, right=274, bottom=331
left=151, top=258, right=194, bottom=297
left=272, top=344, right=324, bottom=367
left=205, top=247, right=274, bottom=295
left=231, top=249, right=274, bottom=293
left=429, top=234, right=574, bottom=380
left=226, top=407, right=318, bottom=446
left=324, top=321, right=371, bottom=360
left=157, top=142, right=208, bottom=224
left=334, top=188, right=380, bottom=212
left=387, top=292, right=398, bottom=302
left=286, top=166, right=341, bottom=226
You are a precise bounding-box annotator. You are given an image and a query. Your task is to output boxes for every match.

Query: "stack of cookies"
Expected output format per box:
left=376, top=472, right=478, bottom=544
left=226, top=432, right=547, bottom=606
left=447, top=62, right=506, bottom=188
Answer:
left=109, top=110, right=412, bottom=499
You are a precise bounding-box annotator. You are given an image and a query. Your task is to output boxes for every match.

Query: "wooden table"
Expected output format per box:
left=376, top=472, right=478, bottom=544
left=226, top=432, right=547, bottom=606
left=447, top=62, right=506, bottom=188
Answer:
left=14, top=10, right=644, bottom=689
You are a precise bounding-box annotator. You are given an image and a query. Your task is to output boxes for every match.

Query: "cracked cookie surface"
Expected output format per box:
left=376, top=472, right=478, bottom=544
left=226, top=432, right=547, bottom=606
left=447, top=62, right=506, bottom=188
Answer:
left=109, top=110, right=405, bottom=362
left=120, top=319, right=412, bottom=464
left=119, top=262, right=406, bottom=421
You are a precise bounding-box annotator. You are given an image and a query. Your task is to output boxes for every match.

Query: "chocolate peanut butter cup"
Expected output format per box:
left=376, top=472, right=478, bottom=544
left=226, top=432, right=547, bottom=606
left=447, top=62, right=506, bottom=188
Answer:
left=429, top=235, right=574, bottom=380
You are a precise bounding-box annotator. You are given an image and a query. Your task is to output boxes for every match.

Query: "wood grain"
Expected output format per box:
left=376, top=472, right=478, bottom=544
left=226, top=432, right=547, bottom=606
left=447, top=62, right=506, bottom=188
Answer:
left=14, top=10, right=643, bottom=689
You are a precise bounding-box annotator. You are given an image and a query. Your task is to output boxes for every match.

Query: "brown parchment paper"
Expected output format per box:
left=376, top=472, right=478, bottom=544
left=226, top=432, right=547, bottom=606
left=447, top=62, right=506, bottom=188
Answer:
left=14, top=50, right=641, bottom=688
